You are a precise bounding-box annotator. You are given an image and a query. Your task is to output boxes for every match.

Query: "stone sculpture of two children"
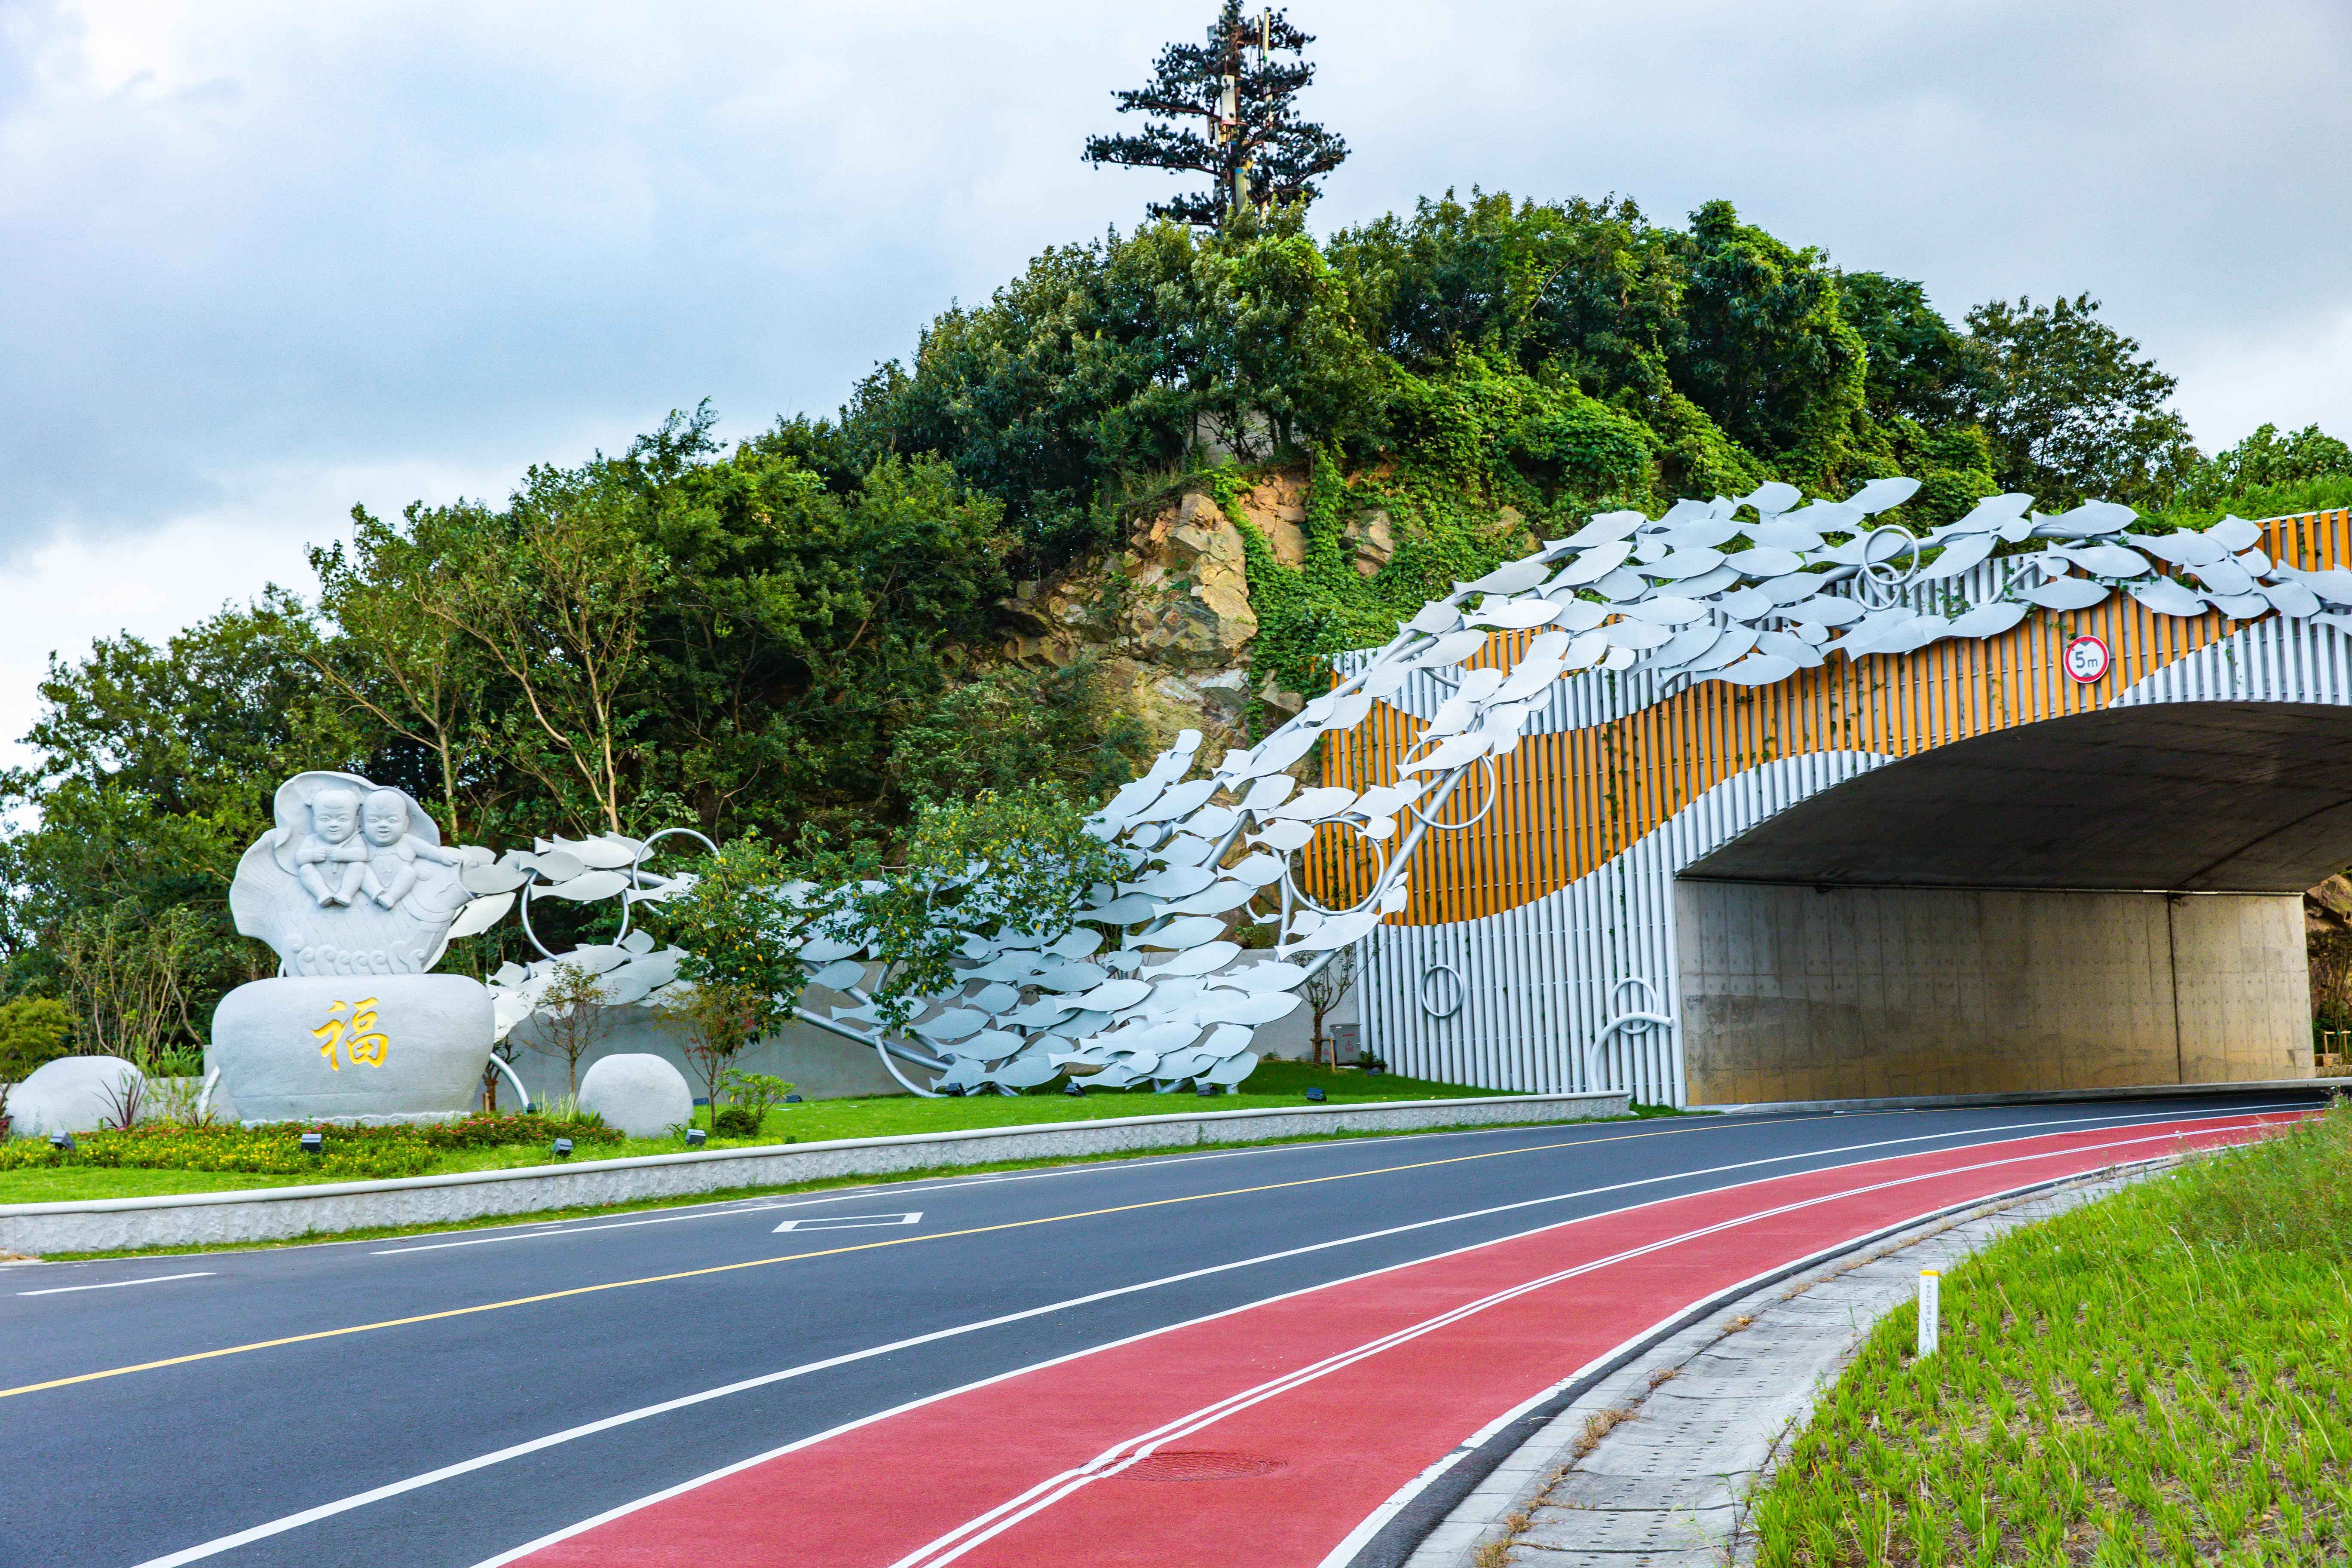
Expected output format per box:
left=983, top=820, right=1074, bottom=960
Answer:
left=293, top=786, right=466, bottom=911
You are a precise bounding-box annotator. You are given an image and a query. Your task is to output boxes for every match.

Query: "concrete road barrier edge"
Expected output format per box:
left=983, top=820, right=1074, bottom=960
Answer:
left=0, top=1090, right=1630, bottom=1255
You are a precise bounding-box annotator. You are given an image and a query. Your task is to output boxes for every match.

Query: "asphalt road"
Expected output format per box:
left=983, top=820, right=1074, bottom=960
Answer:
left=0, top=1088, right=2322, bottom=1568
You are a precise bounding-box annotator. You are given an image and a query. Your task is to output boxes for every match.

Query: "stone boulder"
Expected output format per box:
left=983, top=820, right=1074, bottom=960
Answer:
left=211, top=973, right=493, bottom=1124
left=578, top=1054, right=694, bottom=1139
left=7, top=1057, right=145, bottom=1139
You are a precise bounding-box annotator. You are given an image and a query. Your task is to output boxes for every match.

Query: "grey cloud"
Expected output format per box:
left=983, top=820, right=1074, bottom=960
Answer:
left=1, top=0, right=2346, bottom=569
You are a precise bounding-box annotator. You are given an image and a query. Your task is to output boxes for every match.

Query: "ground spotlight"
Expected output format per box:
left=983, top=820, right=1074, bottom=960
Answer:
left=49, top=1131, right=74, bottom=1152
left=685, top=1128, right=707, bottom=1147
left=1305, top=1087, right=1326, bottom=1102
left=300, top=1132, right=323, bottom=1156
left=784, top=1093, right=803, bottom=1104
left=551, top=1137, right=573, bottom=1159
left=1063, top=1081, right=1085, bottom=1097
left=1196, top=1083, right=1216, bottom=1096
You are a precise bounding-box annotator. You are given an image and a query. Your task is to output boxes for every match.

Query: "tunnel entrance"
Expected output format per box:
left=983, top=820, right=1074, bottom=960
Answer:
left=1673, top=701, right=2351, bottom=1102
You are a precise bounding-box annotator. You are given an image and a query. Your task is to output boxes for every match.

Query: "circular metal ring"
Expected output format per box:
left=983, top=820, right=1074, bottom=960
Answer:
left=515, top=824, right=720, bottom=964
left=1418, top=963, right=1466, bottom=1019
left=1276, top=822, right=1393, bottom=920
left=1608, top=976, right=1663, bottom=1033
left=1608, top=983, right=1665, bottom=1020
left=513, top=868, right=559, bottom=961
left=1855, top=524, right=1921, bottom=609
left=612, top=826, right=720, bottom=947
left=1402, top=751, right=1499, bottom=833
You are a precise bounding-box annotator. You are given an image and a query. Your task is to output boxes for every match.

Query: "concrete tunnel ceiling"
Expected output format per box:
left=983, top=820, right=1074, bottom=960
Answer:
left=1681, top=701, right=2352, bottom=894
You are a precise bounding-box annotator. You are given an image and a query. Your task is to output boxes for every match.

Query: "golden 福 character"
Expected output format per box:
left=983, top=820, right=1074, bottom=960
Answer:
left=313, top=998, right=392, bottom=1069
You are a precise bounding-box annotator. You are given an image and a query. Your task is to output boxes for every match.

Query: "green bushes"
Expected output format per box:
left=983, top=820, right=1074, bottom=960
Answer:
left=710, top=1106, right=762, bottom=1139
left=0, top=1113, right=624, bottom=1181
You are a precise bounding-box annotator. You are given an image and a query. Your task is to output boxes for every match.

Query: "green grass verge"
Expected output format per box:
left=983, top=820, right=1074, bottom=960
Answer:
left=1749, top=1104, right=2352, bottom=1565
left=0, top=1060, right=1654, bottom=1208
left=19, top=1100, right=1692, bottom=1262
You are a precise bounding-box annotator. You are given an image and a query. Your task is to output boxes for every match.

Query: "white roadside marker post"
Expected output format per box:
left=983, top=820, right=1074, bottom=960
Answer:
left=1917, top=1268, right=1941, bottom=1358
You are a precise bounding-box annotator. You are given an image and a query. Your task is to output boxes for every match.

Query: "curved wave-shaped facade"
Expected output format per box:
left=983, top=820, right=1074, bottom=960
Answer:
left=1316, top=507, right=2352, bottom=1104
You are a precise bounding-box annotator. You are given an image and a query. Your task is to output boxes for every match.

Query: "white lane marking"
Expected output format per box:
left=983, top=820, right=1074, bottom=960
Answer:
left=18, top=1272, right=215, bottom=1298
left=773, top=1212, right=922, bottom=1234
left=361, top=1136, right=1514, bottom=1257
left=361, top=1118, right=1738, bottom=1256
left=361, top=1093, right=2272, bottom=1257
left=891, top=1119, right=2289, bottom=1568
left=118, top=1102, right=2297, bottom=1568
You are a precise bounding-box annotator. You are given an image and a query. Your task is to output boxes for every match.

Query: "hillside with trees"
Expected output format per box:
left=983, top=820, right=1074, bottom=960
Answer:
left=4, top=189, right=2349, bottom=1043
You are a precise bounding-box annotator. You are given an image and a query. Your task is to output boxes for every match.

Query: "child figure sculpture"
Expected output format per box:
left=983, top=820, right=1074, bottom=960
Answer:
left=360, top=788, right=466, bottom=910
left=293, top=788, right=371, bottom=906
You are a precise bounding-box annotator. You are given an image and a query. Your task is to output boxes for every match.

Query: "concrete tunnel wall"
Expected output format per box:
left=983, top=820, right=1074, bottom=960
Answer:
left=1671, top=701, right=2347, bottom=1103
left=1675, top=882, right=2310, bottom=1103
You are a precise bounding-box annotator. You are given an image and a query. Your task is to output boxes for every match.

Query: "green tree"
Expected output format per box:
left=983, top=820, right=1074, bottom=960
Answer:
left=1837, top=271, right=1980, bottom=428
left=303, top=504, right=496, bottom=839
left=655, top=833, right=811, bottom=1110
left=1084, top=2, right=1346, bottom=229
left=0, top=996, right=71, bottom=1129
left=886, top=659, right=1155, bottom=806
left=532, top=961, right=617, bottom=1098
left=2194, top=422, right=2352, bottom=502
left=52, top=900, right=211, bottom=1061
left=1963, top=293, right=2201, bottom=507
left=412, top=465, right=664, bottom=836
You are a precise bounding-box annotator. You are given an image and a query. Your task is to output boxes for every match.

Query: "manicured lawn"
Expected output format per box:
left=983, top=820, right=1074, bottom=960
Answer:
left=1749, top=1104, right=2352, bottom=1565
left=0, top=1060, right=1625, bottom=1205
left=0, top=1167, right=315, bottom=1203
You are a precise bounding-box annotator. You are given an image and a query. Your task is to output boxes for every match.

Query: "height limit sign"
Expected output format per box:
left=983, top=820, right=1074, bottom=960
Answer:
left=2064, top=632, right=2112, bottom=684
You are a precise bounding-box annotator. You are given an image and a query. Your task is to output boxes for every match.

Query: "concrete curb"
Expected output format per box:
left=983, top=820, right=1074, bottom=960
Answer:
left=1696, top=1075, right=2336, bottom=1117
left=0, top=1091, right=1627, bottom=1255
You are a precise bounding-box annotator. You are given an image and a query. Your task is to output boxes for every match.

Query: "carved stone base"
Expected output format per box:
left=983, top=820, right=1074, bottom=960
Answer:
left=211, top=975, right=493, bottom=1125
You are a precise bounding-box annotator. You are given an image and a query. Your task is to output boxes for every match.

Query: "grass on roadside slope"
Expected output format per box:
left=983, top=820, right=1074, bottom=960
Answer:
left=1749, top=1104, right=2352, bottom=1566
left=0, top=1061, right=1594, bottom=1205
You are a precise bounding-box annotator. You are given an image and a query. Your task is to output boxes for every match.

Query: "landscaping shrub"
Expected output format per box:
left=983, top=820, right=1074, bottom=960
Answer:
left=0, top=1112, right=623, bottom=1180
left=422, top=1112, right=622, bottom=1151
left=710, top=1105, right=762, bottom=1139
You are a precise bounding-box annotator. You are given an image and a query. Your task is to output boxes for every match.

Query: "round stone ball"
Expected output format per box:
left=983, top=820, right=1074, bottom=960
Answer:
left=7, top=1056, right=147, bottom=1139
left=577, top=1054, right=695, bottom=1140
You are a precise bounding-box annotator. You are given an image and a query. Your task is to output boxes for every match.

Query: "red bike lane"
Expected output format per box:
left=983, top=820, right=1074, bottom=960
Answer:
left=496, top=1111, right=2295, bottom=1568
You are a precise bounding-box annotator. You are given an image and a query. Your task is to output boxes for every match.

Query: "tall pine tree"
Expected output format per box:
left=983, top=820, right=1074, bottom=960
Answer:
left=1084, top=3, right=1347, bottom=230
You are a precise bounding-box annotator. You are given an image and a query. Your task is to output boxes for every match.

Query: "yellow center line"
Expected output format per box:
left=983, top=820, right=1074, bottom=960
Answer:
left=3, top=1116, right=1779, bottom=1401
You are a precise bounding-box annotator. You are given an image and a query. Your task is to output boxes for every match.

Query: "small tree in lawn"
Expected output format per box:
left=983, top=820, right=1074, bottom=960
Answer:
left=655, top=833, right=806, bottom=1114
left=1298, top=944, right=1356, bottom=1066
left=666, top=980, right=769, bottom=1121
left=533, top=961, right=615, bottom=1098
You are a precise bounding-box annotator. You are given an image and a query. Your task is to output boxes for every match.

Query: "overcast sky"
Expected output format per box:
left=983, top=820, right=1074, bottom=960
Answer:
left=3, top=0, right=2348, bottom=770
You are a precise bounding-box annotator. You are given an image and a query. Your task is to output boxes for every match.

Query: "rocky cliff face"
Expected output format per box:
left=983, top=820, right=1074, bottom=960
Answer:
left=994, top=469, right=1316, bottom=755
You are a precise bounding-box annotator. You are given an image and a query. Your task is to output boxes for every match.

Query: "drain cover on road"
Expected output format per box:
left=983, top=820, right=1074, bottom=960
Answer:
left=1119, top=1452, right=1286, bottom=1482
